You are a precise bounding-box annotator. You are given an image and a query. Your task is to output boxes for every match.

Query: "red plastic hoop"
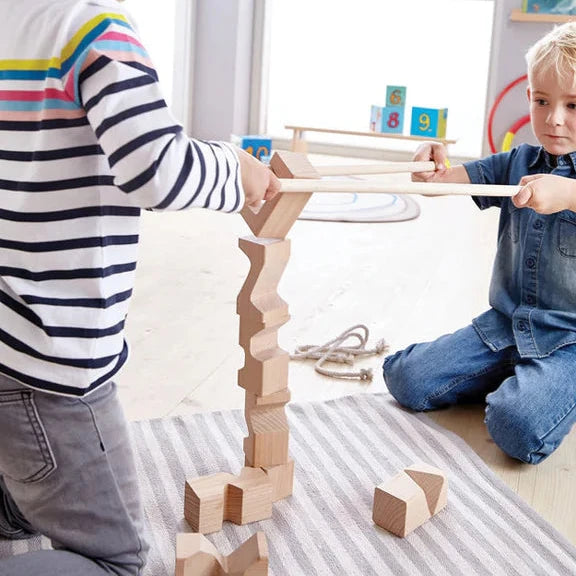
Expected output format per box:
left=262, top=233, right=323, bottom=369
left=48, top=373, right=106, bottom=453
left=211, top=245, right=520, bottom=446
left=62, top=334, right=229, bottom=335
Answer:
left=487, top=74, right=528, bottom=153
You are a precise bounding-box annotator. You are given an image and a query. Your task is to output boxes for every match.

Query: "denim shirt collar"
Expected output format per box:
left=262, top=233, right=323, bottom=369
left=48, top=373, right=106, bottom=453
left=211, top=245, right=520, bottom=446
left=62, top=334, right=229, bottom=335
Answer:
left=528, top=147, right=576, bottom=172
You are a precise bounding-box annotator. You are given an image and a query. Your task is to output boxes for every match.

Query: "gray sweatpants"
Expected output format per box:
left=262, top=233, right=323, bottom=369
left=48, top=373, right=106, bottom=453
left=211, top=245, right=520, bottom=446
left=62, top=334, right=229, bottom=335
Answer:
left=0, top=375, right=149, bottom=575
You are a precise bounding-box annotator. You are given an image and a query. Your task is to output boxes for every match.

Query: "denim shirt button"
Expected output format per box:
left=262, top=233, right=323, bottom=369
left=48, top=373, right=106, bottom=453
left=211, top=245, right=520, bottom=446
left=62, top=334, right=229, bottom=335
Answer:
left=526, top=295, right=535, bottom=305
left=533, top=220, right=543, bottom=230
left=525, top=257, right=536, bottom=268
left=517, top=321, right=526, bottom=332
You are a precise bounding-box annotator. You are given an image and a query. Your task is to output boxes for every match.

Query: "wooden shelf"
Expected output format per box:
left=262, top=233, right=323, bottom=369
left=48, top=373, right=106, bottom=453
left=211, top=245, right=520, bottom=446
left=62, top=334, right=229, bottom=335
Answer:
left=510, top=8, right=576, bottom=23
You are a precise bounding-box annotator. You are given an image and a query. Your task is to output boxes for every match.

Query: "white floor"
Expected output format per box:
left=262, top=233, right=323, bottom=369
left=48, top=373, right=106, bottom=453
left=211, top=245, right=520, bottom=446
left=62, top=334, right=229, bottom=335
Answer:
left=116, top=159, right=576, bottom=546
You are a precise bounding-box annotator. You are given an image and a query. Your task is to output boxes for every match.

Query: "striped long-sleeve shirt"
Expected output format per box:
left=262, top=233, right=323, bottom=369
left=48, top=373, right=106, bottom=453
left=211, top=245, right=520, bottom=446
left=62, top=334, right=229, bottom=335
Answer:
left=0, top=0, right=245, bottom=396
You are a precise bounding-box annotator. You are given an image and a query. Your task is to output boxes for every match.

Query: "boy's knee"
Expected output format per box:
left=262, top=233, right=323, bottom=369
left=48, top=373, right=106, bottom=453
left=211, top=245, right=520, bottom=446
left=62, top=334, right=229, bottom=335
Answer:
left=383, top=348, right=430, bottom=411
left=485, top=401, right=553, bottom=464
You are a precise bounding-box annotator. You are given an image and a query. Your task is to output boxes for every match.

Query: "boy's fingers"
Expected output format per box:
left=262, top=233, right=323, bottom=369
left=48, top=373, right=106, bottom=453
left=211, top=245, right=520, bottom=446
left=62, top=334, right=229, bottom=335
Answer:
left=514, top=185, right=532, bottom=207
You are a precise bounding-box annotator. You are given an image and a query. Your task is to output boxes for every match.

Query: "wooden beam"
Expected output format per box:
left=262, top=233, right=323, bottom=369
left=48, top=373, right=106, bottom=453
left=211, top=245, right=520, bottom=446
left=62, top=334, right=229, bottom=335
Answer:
left=277, top=179, right=520, bottom=197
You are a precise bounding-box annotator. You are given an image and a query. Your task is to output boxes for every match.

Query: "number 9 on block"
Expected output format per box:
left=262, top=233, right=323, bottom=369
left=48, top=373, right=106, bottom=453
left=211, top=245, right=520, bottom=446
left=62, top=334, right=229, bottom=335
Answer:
left=410, top=107, right=448, bottom=139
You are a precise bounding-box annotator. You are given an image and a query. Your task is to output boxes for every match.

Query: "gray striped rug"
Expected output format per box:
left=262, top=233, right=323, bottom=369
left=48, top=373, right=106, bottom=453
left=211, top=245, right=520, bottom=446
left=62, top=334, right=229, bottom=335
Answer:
left=2, top=393, right=575, bottom=575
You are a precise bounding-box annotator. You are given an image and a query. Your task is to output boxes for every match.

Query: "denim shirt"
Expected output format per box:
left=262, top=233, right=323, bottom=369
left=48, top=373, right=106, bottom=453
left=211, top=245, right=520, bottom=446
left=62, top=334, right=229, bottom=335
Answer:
left=464, top=143, right=576, bottom=358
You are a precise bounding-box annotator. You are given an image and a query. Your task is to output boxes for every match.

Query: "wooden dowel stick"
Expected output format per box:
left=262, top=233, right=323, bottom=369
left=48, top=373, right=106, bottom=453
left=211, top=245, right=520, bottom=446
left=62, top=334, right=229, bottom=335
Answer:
left=278, top=179, right=520, bottom=197
left=314, top=161, right=436, bottom=176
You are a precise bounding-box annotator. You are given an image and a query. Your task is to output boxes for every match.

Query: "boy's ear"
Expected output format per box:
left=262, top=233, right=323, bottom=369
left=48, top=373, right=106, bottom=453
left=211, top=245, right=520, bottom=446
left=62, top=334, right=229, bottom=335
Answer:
left=526, top=86, right=531, bottom=102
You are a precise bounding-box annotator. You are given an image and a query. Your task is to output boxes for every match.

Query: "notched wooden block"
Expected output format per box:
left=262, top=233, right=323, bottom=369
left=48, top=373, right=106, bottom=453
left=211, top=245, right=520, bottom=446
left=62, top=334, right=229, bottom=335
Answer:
left=184, top=472, right=235, bottom=534
left=176, top=531, right=269, bottom=576
left=226, top=467, right=273, bottom=525
left=373, top=463, right=448, bottom=537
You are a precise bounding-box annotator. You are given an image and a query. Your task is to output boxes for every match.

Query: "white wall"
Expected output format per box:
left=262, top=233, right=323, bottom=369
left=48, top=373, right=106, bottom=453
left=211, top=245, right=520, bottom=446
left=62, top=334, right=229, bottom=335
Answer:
left=190, top=0, right=255, bottom=141
left=483, top=1, right=557, bottom=155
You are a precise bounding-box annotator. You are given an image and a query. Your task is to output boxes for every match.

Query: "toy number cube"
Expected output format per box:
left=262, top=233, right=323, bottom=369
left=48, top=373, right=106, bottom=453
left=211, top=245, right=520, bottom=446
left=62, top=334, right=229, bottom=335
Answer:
left=380, top=106, right=404, bottom=134
left=410, top=107, right=448, bottom=139
left=386, top=85, right=407, bottom=108
left=231, top=135, right=272, bottom=162
left=370, top=105, right=404, bottom=134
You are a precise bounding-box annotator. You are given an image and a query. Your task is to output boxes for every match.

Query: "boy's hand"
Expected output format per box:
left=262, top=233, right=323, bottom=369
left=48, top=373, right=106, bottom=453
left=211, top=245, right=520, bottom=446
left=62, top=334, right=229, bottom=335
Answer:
left=411, top=142, right=449, bottom=182
left=236, top=148, right=281, bottom=209
left=515, top=174, right=576, bottom=214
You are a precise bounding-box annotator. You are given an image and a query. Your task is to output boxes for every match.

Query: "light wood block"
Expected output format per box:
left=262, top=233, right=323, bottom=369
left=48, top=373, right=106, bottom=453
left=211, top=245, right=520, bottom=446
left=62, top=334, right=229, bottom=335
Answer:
left=237, top=237, right=291, bottom=325
left=262, top=460, right=295, bottom=502
left=373, top=463, right=449, bottom=537
left=226, top=467, right=273, bottom=525
left=175, top=532, right=220, bottom=576
left=184, top=473, right=235, bottom=534
left=240, top=150, right=316, bottom=240
left=405, top=463, right=447, bottom=515
left=176, top=532, right=268, bottom=576
left=373, top=471, right=431, bottom=537
left=226, top=531, right=269, bottom=576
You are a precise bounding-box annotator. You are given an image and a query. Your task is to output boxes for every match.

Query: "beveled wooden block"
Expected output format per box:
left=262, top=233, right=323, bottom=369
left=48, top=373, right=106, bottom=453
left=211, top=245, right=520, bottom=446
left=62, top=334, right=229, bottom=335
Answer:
left=184, top=472, right=234, bottom=534
left=226, top=467, right=273, bottom=525
left=373, top=471, right=431, bottom=537
left=226, top=531, right=269, bottom=576
left=238, top=350, right=290, bottom=396
left=404, top=463, right=447, bottom=515
left=262, top=460, right=295, bottom=502
left=175, top=532, right=221, bottom=576
left=176, top=532, right=269, bottom=576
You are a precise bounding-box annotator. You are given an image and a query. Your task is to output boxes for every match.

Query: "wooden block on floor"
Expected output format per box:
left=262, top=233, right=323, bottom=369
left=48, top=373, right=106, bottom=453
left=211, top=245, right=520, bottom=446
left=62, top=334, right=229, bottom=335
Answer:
left=225, top=531, right=269, bottom=576
left=184, top=472, right=235, bottom=534
left=373, top=471, right=431, bottom=537
left=226, top=467, right=273, bottom=526
left=261, top=460, right=295, bottom=502
left=175, top=532, right=222, bottom=576
left=404, top=463, right=448, bottom=515
left=176, top=532, right=269, bottom=576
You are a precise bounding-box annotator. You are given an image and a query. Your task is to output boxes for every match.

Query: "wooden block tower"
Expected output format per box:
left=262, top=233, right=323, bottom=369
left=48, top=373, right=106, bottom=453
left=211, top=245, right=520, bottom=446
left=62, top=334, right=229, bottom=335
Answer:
left=184, top=151, right=317, bottom=533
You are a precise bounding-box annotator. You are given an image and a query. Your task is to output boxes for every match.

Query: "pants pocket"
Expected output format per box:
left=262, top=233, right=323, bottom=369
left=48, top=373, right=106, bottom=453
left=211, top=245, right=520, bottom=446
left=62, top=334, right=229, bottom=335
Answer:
left=0, top=390, right=56, bottom=483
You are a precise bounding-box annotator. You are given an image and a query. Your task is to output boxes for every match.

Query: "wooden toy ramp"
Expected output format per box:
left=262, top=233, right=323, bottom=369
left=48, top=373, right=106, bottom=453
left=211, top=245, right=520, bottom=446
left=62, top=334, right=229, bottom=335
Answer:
left=182, top=151, right=520, bottom=536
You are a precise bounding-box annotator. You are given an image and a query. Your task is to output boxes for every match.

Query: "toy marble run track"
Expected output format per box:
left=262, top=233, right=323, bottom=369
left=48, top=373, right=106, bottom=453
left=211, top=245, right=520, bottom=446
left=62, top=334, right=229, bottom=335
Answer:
left=180, top=151, right=520, bottom=545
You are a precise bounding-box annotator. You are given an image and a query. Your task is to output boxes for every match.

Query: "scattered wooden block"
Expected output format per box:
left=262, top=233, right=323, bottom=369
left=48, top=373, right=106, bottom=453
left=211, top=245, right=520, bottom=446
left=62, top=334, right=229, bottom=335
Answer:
left=404, top=463, right=447, bottom=515
left=176, top=531, right=269, bottom=576
left=373, top=463, right=448, bottom=537
left=373, top=471, right=431, bottom=537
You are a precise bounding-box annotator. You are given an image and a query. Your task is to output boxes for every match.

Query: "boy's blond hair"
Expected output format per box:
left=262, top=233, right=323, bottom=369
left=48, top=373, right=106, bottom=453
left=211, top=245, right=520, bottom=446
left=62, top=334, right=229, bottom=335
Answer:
left=526, top=22, right=576, bottom=84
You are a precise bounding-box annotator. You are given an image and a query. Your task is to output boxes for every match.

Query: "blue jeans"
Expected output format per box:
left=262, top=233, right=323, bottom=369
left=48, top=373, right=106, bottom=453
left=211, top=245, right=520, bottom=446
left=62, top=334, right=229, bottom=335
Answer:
left=382, top=324, right=576, bottom=464
left=0, top=375, right=149, bottom=575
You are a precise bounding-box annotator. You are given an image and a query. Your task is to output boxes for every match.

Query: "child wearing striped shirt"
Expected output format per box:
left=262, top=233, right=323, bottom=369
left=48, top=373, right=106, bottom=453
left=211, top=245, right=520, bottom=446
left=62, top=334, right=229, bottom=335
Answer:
left=0, top=1, right=279, bottom=574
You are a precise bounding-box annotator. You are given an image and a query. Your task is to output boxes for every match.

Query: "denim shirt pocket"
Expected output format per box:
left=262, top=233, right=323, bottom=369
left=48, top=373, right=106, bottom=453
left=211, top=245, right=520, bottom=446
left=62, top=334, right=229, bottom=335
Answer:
left=0, top=390, right=56, bottom=483
left=557, top=211, right=576, bottom=257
